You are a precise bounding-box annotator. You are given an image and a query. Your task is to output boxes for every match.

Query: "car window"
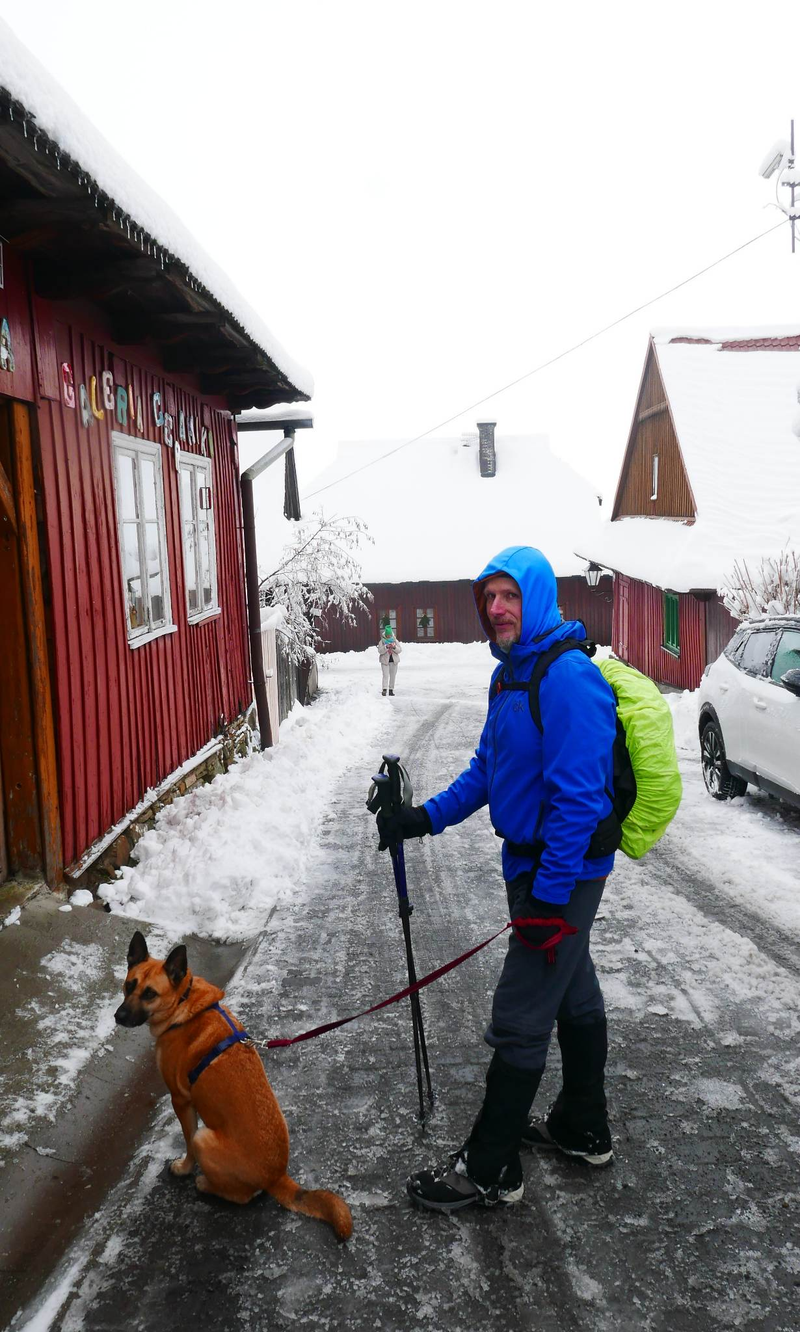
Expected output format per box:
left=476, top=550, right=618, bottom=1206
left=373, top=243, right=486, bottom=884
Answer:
left=771, top=629, right=800, bottom=683
left=723, top=629, right=748, bottom=663
left=737, top=629, right=778, bottom=677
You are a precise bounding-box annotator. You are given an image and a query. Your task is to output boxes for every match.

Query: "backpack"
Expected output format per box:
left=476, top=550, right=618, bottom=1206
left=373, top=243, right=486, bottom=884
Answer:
left=491, top=640, right=682, bottom=860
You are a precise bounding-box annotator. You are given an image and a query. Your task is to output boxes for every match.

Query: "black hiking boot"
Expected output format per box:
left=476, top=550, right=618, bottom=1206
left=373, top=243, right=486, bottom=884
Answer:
left=381, top=689, right=387, bottom=696
left=521, top=1017, right=613, bottom=1166
left=407, top=1149, right=524, bottom=1213
left=408, top=1053, right=541, bottom=1213
left=388, top=689, right=395, bottom=696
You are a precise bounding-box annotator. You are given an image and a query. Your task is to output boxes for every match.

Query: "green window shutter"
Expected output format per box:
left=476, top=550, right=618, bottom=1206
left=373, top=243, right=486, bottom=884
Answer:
left=663, top=591, right=680, bottom=655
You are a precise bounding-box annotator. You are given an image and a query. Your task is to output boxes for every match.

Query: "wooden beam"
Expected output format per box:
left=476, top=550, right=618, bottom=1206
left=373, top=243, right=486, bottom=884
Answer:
left=161, top=344, right=254, bottom=374
left=199, top=372, right=275, bottom=395
left=34, top=257, right=163, bottom=301
left=0, top=197, right=99, bottom=240
left=0, top=454, right=17, bottom=532
left=637, top=401, right=668, bottom=423
left=9, top=402, right=63, bottom=886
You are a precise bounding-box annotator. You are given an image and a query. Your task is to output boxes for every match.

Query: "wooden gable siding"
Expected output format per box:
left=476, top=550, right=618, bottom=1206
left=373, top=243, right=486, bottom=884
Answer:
left=613, top=573, right=706, bottom=689
left=320, top=575, right=613, bottom=653
left=611, top=346, right=695, bottom=521
left=705, top=595, right=739, bottom=664
left=33, top=308, right=251, bottom=869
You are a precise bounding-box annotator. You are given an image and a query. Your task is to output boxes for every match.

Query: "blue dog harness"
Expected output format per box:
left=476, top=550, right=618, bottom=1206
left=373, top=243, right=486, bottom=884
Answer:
left=187, top=1002, right=252, bottom=1087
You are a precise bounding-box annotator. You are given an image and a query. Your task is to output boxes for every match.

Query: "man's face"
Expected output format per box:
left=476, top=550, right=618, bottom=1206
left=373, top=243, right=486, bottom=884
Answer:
left=483, top=575, right=522, bottom=650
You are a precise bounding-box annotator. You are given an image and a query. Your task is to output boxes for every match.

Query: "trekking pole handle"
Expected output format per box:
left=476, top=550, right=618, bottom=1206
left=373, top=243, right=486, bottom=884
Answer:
left=382, top=754, right=404, bottom=811
left=370, top=772, right=395, bottom=821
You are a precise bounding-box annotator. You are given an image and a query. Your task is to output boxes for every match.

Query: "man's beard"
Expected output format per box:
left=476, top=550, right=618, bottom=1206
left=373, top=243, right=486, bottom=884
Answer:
left=495, top=630, right=519, bottom=650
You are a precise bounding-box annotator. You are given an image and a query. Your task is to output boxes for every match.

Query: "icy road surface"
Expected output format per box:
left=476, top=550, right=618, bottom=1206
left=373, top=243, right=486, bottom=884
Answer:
left=14, top=644, right=800, bottom=1332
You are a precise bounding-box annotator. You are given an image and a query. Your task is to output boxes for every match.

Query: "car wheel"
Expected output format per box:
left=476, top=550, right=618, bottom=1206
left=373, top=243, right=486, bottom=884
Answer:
left=700, top=720, right=748, bottom=800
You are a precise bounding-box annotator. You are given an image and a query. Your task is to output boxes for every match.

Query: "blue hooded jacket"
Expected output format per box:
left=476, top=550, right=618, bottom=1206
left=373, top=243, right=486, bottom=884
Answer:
left=423, top=546, right=617, bottom=904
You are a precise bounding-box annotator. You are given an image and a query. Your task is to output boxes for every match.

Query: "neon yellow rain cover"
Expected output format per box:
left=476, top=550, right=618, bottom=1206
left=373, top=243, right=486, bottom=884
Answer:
left=596, top=658, right=682, bottom=859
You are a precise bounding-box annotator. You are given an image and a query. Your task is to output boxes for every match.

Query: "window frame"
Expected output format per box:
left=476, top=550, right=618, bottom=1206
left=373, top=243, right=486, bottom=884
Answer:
left=416, top=606, right=435, bottom=639
left=662, top=590, right=680, bottom=657
left=378, top=608, right=397, bottom=637
left=110, top=431, right=176, bottom=649
left=737, top=628, right=780, bottom=679
left=178, top=452, right=220, bottom=624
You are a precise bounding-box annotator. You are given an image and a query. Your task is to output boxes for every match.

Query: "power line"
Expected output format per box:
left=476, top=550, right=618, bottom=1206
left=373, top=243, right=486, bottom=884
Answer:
left=303, top=218, right=788, bottom=501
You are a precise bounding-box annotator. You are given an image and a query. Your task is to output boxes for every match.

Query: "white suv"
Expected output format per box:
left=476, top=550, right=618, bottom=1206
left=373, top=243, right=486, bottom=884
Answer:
left=697, top=616, right=800, bottom=806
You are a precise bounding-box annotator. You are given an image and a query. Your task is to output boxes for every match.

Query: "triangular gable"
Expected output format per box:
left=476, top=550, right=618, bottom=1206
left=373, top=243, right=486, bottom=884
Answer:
left=610, top=339, right=697, bottom=522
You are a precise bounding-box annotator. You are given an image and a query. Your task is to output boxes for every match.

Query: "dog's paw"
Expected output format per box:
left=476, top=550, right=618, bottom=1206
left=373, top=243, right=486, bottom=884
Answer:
left=170, top=1156, right=195, bottom=1177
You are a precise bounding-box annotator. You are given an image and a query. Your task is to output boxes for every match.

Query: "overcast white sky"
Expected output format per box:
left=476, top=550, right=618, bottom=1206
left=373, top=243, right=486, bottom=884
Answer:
left=2, top=0, right=799, bottom=502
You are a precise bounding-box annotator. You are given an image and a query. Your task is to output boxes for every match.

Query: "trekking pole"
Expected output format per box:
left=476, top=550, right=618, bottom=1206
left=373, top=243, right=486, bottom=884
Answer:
left=368, top=756, right=435, bottom=1122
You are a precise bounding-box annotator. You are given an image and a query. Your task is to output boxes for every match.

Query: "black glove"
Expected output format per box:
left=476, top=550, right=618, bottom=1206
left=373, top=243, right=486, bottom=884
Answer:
left=513, top=897, right=565, bottom=947
left=377, top=804, right=432, bottom=851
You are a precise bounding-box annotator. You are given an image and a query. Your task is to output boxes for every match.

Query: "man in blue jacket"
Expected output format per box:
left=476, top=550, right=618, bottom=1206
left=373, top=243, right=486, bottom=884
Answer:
left=377, top=546, right=618, bottom=1214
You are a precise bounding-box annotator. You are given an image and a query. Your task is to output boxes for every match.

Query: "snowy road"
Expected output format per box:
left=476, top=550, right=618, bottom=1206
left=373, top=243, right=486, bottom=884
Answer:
left=13, top=646, right=800, bottom=1332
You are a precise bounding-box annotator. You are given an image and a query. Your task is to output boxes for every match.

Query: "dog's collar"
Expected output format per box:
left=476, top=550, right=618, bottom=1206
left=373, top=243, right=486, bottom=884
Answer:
left=165, top=978, right=194, bottom=1032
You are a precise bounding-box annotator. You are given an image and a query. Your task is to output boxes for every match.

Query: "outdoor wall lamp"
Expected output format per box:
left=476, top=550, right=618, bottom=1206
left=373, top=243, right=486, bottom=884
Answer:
left=585, top=562, right=603, bottom=589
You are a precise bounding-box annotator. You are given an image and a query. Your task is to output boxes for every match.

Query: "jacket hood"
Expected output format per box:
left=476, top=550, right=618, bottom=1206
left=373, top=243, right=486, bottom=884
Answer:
left=474, top=545, right=586, bottom=657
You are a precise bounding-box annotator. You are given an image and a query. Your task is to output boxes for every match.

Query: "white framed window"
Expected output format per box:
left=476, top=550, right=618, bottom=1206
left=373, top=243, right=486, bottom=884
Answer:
left=416, top=607, right=435, bottom=639
left=379, top=608, right=397, bottom=635
left=651, top=453, right=659, bottom=501
left=179, top=454, right=219, bottom=621
left=111, top=432, right=175, bottom=647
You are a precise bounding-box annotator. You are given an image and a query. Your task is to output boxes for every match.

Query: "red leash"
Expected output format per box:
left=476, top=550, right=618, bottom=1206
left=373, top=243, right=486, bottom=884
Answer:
left=262, top=916, right=577, bottom=1051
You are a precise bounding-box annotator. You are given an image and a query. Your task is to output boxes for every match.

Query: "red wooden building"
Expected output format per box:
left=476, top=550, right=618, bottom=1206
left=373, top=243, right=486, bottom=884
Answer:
left=0, top=40, right=310, bottom=890
left=308, top=423, right=613, bottom=651
left=582, top=330, right=800, bottom=689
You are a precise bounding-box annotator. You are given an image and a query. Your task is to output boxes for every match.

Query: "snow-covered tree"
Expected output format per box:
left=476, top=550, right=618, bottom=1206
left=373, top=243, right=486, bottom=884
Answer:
left=720, top=548, right=800, bottom=620
left=259, top=512, right=373, bottom=663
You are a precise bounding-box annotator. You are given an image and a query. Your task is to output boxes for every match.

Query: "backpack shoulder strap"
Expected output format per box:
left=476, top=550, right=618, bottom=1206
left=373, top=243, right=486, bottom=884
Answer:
left=528, top=639, right=594, bottom=732
left=489, top=638, right=595, bottom=730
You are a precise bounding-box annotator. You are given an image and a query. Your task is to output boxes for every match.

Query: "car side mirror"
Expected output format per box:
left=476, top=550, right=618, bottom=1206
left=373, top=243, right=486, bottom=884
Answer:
left=780, top=668, right=800, bottom=696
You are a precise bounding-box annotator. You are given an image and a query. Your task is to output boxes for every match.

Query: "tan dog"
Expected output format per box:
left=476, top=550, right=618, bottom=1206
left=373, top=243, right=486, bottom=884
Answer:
left=115, top=931, right=352, bottom=1241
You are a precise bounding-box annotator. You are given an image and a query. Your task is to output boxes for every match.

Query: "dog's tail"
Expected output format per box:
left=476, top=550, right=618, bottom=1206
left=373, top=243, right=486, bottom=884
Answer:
left=268, top=1173, right=353, bottom=1242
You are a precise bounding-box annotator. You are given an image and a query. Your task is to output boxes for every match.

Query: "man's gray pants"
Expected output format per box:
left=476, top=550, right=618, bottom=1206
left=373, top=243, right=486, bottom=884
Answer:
left=485, top=873, right=607, bottom=1072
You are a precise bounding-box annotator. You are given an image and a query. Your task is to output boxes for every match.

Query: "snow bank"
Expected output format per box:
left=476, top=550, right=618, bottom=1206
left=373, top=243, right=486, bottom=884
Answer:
left=98, top=679, right=390, bottom=941
left=666, top=689, right=700, bottom=756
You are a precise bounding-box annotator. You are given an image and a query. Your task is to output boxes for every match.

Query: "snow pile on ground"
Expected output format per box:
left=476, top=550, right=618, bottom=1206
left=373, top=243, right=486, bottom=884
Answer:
left=665, top=688, right=700, bottom=755
left=98, top=677, right=390, bottom=942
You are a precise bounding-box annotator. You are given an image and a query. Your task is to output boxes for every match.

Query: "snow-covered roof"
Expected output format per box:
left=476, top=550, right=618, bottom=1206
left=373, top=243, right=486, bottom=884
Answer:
left=0, top=19, right=312, bottom=399
left=300, top=432, right=603, bottom=582
left=586, top=329, right=800, bottom=592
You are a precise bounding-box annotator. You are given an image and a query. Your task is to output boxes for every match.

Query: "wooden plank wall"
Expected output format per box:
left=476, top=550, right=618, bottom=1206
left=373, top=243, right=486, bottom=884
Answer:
left=705, top=596, right=739, bottom=664
left=319, top=575, right=613, bottom=653
left=613, top=575, right=706, bottom=689
left=33, top=310, right=251, bottom=869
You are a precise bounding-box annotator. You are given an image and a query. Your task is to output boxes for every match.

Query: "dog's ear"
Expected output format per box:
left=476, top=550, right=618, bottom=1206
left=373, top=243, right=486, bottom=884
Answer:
left=164, top=944, right=188, bottom=988
left=127, top=931, right=149, bottom=969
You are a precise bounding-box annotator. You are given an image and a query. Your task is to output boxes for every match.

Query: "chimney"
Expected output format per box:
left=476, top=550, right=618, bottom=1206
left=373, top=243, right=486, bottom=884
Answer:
left=477, top=421, right=497, bottom=477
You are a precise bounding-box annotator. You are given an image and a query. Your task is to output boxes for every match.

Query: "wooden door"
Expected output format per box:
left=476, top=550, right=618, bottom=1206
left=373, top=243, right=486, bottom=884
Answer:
left=0, top=397, right=62, bottom=884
